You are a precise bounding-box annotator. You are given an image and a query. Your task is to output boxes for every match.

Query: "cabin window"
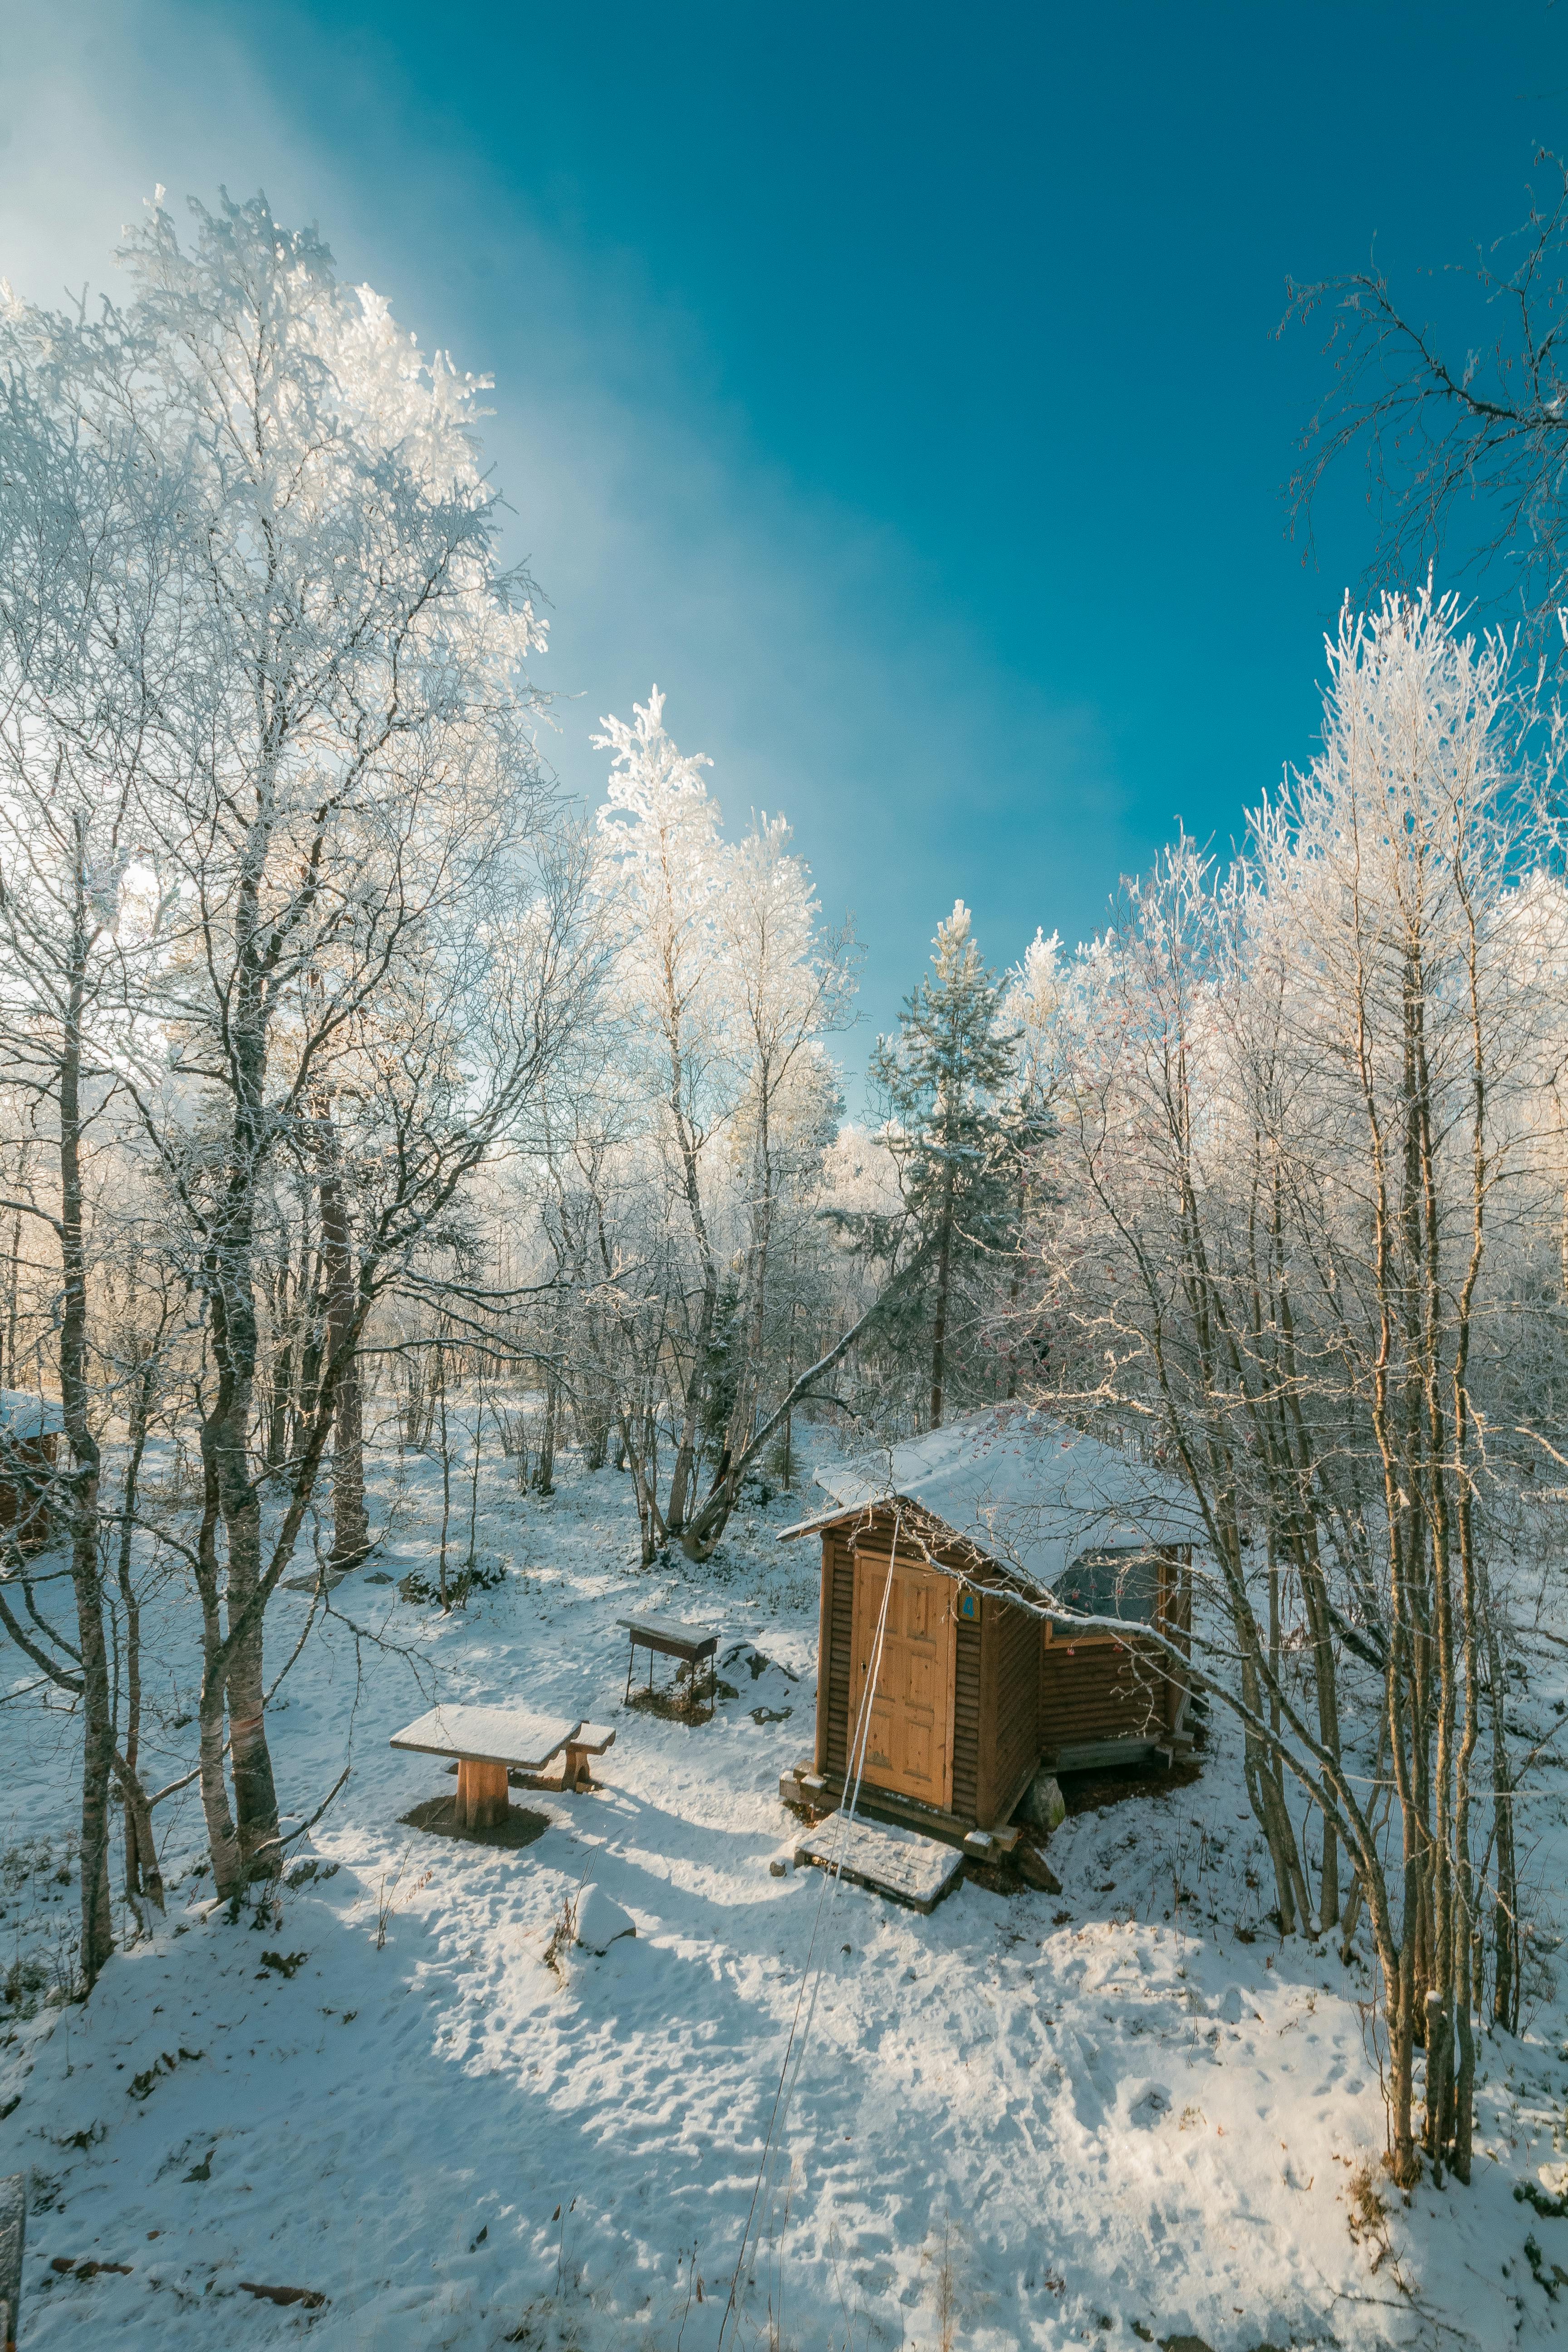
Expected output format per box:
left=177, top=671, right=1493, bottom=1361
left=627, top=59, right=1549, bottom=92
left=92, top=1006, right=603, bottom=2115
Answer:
left=1051, top=1545, right=1161, bottom=1637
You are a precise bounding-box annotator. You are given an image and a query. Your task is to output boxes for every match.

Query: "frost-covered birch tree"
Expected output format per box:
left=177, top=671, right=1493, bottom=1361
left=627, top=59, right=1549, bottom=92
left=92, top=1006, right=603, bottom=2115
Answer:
left=0, top=189, right=598, bottom=1909
left=0, top=289, right=181, bottom=1977
left=1024, top=588, right=1568, bottom=2184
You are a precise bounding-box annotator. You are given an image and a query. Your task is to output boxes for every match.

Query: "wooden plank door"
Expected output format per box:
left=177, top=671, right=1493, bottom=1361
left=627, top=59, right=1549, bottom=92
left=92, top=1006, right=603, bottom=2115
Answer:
left=849, top=1553, right=956, bottom=1810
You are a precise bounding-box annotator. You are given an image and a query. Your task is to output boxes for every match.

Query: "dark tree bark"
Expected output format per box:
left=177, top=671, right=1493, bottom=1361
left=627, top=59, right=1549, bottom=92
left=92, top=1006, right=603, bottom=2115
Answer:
left=316, top=1100, right=367, bottom=1569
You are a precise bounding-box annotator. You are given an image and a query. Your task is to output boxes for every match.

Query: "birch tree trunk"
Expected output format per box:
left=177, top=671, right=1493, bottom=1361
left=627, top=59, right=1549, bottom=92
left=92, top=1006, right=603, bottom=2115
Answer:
left=56, top=819, right=114, bottom=1984
left=202, top=840, right=282, bottom=1880
left=115, top=1352, right=164, bottom=1912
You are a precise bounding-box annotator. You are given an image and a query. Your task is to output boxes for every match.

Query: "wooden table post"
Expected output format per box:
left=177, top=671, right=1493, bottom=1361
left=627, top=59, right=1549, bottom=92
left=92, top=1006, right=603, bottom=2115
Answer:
left=456, top=1757, right=510, bottom=1829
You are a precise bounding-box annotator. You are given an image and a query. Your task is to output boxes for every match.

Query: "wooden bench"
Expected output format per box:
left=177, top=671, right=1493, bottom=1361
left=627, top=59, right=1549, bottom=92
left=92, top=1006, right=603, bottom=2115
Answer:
left=616, top=1615, right=720, bottom=1716
left=390, top=1703, right=585, bottom=1829
left=562, top=1721, right=616, bottom=1792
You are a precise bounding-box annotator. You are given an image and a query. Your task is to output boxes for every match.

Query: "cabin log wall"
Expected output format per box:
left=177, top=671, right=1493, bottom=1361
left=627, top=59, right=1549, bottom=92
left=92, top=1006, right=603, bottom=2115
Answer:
left=1037, top=1634, right=1176, bottom=1753
left=818, top=1533, right=855, bottom=1776
left=985, top=1592, right=1041, bottom=1825
left=951, top=1613, right=981, bottom=1821
left=1035, top=1547, right=1192, bottom=1757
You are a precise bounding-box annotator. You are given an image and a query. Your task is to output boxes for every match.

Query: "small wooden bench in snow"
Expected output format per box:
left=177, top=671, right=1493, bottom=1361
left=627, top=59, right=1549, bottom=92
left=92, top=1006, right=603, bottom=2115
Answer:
left=391, top=1703, right=583, bottom=1830
left=561, top=1721, right=616, bottom=1792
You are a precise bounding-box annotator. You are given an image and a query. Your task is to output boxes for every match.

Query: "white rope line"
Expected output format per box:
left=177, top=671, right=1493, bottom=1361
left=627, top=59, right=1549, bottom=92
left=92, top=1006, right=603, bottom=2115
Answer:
left=715, top=1511, right=903, bottom=2348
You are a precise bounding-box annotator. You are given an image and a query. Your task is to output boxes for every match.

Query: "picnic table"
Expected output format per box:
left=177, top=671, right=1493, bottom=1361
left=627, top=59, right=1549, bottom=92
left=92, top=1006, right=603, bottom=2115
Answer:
left=390, top=1703, right=616, bottom=1828
left=616, top=1615, right=720, bottom=1715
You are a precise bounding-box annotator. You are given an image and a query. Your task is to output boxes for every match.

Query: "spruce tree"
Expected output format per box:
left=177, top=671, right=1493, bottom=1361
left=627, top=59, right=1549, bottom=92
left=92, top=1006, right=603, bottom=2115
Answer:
left=870, top=901, right=1019, bottom=1427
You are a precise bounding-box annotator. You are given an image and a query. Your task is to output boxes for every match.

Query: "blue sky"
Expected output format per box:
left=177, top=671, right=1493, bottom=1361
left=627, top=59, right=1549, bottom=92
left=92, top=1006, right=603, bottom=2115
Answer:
left=1, top=0, right=1562, bottom=1082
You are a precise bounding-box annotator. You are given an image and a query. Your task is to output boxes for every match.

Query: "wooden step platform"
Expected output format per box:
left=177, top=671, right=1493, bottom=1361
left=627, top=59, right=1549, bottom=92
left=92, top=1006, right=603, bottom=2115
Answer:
left=782, top=1758, right=1037, bottom=1852
left=794, top=1815, right=965, bottom=1914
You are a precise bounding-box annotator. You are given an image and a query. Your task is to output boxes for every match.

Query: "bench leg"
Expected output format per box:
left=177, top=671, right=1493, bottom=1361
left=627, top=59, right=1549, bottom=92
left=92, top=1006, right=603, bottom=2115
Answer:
left=456, top=1758, right=509, bottom=1830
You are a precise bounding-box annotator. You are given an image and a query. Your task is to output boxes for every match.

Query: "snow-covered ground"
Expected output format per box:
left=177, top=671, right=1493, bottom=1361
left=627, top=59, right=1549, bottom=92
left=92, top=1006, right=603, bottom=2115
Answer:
left=3, top=1430, right=1568, bottom=2349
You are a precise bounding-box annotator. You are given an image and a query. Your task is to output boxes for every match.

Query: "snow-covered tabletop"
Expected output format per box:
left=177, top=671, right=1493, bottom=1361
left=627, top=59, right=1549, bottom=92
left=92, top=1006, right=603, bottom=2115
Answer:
left=388, top=1703, right=584, bottom=1769
left=615, top=1615, right=719, bottom=1661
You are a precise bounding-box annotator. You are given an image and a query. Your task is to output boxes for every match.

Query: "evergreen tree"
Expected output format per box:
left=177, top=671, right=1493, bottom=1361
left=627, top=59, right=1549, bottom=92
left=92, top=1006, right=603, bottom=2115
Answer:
left=870, top=901, right=1019, bottom=1427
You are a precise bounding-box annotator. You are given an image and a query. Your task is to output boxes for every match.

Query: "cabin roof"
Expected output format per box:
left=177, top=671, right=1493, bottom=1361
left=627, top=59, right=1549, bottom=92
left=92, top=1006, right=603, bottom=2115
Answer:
left=781, top=1406, right=1192, bottom=1595
left=0, top=1390, right=64, bottom=1441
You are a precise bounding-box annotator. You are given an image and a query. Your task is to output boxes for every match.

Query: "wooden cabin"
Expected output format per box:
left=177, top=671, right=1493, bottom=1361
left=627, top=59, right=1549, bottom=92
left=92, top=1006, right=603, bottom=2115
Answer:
left=0, top=1391, right=63, bottom=1553
left=782, top=1409, right=1193, bottom=1842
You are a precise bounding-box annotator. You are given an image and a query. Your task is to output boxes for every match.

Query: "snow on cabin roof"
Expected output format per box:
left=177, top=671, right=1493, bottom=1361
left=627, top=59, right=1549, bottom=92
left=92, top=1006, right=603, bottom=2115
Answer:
left=789, top=1406, right=1192, bottom=1595
left=0, top=1390, right=64, bottom=1441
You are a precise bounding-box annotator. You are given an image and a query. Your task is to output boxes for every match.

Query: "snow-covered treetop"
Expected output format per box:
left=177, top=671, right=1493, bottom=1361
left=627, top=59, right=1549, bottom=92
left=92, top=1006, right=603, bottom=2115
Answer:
left=591, top=687, right=848, bottom=1164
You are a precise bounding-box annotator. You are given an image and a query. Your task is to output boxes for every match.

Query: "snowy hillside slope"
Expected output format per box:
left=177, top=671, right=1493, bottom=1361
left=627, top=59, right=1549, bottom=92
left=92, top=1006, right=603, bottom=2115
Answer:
left=1, top=1436, right=1568, bottom=2349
